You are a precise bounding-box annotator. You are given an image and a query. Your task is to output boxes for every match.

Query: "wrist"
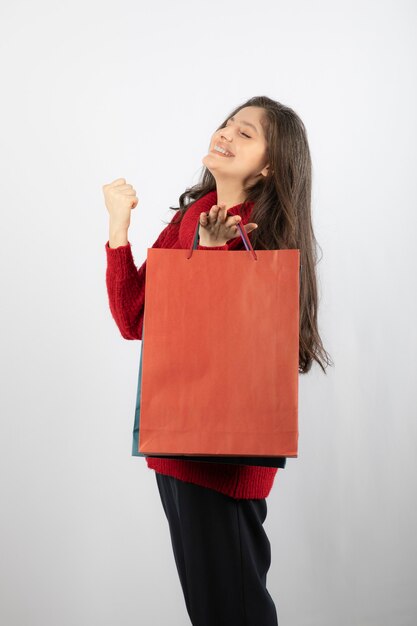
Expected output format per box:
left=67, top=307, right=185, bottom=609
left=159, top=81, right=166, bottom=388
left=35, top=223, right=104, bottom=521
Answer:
left=198, top=236, right=228, bottom=247
left=109, top=222, right=129, bottom=248
left=198, top=243, right=228, bottom=250
left=110, top=219, right=129, bottom=232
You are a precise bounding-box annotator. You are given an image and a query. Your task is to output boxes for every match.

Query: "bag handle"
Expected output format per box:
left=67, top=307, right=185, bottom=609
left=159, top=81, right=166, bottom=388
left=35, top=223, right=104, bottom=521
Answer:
left=186, top=213, right=258, bottom=260
left=185, top=211, right=303, bottom=291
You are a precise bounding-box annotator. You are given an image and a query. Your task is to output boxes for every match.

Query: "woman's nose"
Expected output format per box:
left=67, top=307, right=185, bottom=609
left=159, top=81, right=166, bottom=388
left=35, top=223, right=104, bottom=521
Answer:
left=221, top=131, right=232, bottom=142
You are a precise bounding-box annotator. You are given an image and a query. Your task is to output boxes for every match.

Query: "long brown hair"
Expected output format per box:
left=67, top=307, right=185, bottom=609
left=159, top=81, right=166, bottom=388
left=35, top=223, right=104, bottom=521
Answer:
left=164, top=95, right=333, bottom=375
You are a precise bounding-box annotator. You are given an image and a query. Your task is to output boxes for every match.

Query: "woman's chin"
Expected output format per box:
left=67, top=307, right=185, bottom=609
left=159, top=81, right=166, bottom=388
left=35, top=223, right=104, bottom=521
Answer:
left=202, top=153, right=228, bottom=172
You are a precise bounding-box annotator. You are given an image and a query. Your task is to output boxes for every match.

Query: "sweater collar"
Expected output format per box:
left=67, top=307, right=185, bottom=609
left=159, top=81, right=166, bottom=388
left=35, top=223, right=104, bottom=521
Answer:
left=178, top=189, right=255, bottom=248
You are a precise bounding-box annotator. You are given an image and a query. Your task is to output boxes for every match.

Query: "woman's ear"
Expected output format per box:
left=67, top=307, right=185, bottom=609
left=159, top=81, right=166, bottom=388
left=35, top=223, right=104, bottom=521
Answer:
left=260, top=164, right=274, bottom=177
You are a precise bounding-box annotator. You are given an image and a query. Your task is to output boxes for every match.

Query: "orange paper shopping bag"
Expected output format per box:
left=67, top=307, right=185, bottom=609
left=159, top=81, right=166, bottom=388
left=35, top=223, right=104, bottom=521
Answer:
left=135, top=216, right=300, bottom=461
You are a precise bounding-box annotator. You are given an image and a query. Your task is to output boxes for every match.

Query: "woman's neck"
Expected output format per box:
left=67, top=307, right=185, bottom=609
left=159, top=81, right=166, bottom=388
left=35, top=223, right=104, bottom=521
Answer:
left=215, top=183, right=246, bottom=210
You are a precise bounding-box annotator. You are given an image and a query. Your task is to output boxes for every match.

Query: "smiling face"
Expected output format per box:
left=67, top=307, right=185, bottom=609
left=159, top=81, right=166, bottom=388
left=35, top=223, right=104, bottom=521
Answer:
left=202, top=106, right=270, bottom=187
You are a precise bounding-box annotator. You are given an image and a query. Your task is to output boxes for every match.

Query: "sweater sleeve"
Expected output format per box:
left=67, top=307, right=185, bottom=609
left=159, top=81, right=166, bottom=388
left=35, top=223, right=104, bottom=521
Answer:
left=105, top=213, right=228, bottom=340
left=104, top=211, right=180, bottom=340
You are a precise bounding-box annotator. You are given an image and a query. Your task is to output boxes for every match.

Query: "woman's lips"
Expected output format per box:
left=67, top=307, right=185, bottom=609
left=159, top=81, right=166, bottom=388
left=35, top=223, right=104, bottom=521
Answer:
left=210, top=149, right=234, bottom=158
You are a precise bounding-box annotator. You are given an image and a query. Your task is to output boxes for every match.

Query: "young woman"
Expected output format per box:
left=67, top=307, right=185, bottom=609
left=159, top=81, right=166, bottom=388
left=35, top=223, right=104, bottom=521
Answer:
left=103, top=95, right=333, bottom=626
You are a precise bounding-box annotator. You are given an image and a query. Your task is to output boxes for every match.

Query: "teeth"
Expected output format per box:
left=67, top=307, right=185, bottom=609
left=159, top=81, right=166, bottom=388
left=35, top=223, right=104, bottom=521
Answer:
left=214, top=145, right=232, bottom=156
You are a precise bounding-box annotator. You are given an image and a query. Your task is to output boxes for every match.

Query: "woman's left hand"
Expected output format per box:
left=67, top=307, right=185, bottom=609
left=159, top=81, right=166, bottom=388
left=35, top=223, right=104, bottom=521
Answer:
left=198, top=203, right=258, bottom=246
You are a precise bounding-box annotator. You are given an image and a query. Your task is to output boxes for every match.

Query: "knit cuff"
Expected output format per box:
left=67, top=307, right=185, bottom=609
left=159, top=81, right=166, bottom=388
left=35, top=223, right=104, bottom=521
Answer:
left=105, top=240, right=138, bottom=279
left=197, top=243, right=228, bottom=250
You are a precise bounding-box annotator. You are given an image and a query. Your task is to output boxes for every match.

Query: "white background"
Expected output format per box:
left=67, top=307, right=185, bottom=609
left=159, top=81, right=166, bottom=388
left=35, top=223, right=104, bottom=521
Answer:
left=0, top=1, right=416, bottom=624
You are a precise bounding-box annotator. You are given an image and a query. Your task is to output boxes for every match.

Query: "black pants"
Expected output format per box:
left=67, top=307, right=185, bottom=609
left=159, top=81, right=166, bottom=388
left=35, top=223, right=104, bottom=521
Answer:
left=155, top=472, right=279, bottom=626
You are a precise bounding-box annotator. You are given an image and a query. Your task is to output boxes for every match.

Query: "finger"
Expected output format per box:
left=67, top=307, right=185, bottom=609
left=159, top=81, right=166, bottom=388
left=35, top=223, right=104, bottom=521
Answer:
left=208, top=204, right=219, bottom=221
left=226, top=215, right=241, bottom=226
left=244, top=222, right=258, bottom=232
left=209, top=203, right=224, bottom=222
left=224, top=215, right=241, bottom=231
left=200, top=211, right=209, bottom=225
left=218, top=203, right=228, bottom=222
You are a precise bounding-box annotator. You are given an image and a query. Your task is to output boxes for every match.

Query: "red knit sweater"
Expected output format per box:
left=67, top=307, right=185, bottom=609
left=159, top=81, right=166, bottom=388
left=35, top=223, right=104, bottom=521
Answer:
left=105, top=190, right=281, bottom=499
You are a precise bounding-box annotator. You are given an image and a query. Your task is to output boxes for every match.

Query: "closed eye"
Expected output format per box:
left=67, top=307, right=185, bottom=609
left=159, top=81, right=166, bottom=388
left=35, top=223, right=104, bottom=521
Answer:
left=224, top=121, right=251, bottom=138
